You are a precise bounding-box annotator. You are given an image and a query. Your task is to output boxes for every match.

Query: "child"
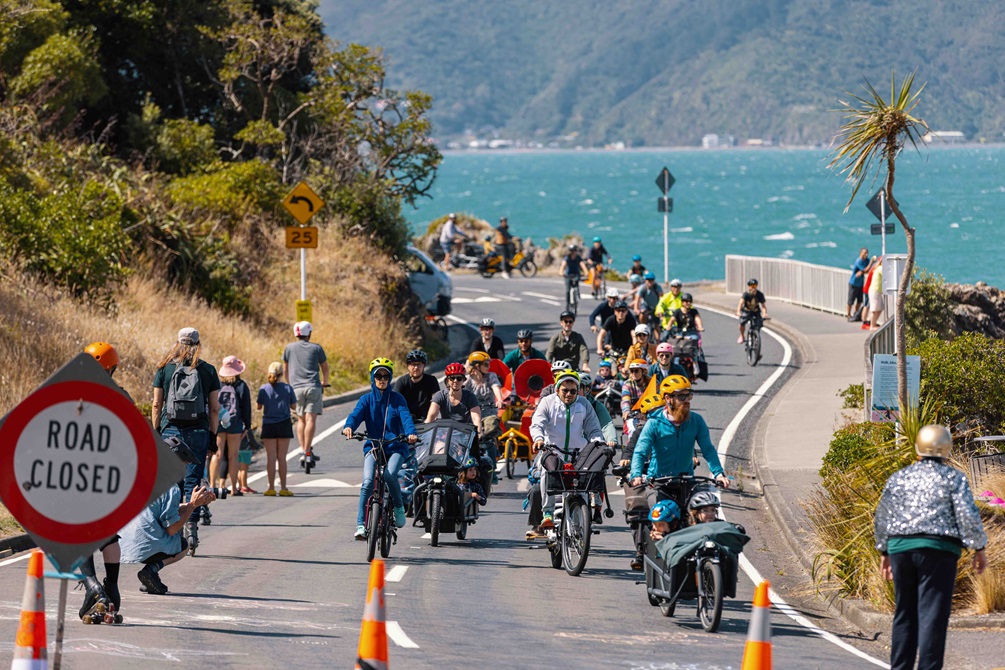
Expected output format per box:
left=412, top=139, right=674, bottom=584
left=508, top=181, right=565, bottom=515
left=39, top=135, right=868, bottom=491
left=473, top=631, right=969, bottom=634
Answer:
left=457, top=458, right=487, bottom=506
left=594, top=359, right=617, bottom=390
left=257, top=361, right=297, bottom=496
left=688, top=488, right=720, bottom=525
left=216, top=355, right=254, bottom=495
left=648, top=499, right=680, bottom=542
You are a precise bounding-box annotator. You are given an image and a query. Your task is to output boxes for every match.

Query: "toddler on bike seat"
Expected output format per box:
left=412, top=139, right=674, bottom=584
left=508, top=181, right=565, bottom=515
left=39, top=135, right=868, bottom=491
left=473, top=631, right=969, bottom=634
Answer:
left=648, top=499, right=681, bottom=542
left=458, top=458, right=487, bottom=506
left=688, top=487, right=721, bottom=525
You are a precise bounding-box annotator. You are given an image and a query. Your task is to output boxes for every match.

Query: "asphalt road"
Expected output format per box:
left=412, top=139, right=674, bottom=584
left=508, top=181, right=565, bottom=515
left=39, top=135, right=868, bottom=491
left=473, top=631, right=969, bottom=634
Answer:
left=0, top=274, right=892, bottom=669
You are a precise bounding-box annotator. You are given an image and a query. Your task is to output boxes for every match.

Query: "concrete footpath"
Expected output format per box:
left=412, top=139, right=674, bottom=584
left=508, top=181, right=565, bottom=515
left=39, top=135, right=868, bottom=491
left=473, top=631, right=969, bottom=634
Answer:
left=694, top=286, right=1005, bottom=668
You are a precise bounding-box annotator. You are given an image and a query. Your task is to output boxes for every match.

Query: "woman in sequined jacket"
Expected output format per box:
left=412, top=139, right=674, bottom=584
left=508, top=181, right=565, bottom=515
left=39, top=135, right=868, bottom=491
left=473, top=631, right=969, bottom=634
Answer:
left=874, top=424, right=987, bottom=670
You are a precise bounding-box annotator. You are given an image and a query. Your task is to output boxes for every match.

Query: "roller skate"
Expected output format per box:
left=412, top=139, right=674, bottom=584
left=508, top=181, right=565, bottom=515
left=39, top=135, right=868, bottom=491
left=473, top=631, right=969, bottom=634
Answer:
left=79, top=576, right=109, bottom=624
left=102, top=578, right=123, bottom=624
left=185, top=522, right=199, bottom=556
left=201, top=506, right=213, bottom=526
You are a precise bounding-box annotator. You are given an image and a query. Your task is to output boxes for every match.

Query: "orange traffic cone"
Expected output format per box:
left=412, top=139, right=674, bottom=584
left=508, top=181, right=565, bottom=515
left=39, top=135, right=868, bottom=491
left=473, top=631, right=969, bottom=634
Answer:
left=354, top=559, right=388, bottom=670
left=11, top=550, right=48, bottom=670
left=741, top=580, right=772, bottom=670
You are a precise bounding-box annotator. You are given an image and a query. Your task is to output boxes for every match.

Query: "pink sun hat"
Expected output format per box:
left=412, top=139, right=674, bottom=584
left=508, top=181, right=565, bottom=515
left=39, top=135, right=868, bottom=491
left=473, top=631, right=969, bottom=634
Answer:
left=219, top=355, right=246, bottom=377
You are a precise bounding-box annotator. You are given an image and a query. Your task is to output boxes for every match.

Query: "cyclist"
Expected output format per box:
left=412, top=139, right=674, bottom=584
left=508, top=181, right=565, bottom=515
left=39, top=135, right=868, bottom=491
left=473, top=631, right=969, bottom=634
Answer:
left=530, top=370, right=605, bottom=528
left=650, top=342, right=690, bottom=385
left=465, top=351, right=504, bottom=466
left=439, top=212, right=468, bottom=270
left=667, top=293, right=704, bottom=337
left=625, top=324, right=657, bottom=370
left=655, top=278, right=684, bottom=339
left=426, top=363, right=481, bottom=427
left=495, top=216, right=515, bottom=277
left=503, top=329, right=546, bottom=372
left=559, top=244, right=588, bottom=313
left=342, top=358, right=418, bottom=540
left=620, top=359, right=651, bottom=432
left=539, top=360, right=572, bottom=399
left=594, top=359, right=618, bottom=390
left=546, top=310, right=591, bottom=372
left=736, top=278, right=768, bottom=345
left=629, top=375, right=730, bottom=490
left=597, top=300, right=635, bottom=357
left=633, top=271, right=663, bottom=335
left=589, top=287, right=633, bottom=334
left=626, top=254, right=646, bottom=278
left=393, top=350, right=441, bottom=425
left=578, top=373, right=617, bottom=444
left=470, top=317, right=506, bottom=359
left=586, top=236, right=613, bottom=298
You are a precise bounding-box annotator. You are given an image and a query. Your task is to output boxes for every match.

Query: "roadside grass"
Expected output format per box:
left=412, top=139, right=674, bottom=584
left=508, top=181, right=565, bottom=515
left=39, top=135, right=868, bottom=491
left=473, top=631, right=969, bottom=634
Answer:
left=0, top=505, right=22, bottom=539
left=968, top=470, right=1005, bottom=614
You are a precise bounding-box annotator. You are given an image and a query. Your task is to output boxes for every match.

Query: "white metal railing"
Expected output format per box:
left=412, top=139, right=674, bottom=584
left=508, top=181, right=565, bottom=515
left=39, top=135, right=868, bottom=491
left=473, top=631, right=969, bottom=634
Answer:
left=725, top=255, right=849, bottom=315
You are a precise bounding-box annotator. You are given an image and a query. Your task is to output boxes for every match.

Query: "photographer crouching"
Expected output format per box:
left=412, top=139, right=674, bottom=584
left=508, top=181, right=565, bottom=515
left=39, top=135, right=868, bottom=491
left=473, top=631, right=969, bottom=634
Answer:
left=118, top=437, right=218, bottom=594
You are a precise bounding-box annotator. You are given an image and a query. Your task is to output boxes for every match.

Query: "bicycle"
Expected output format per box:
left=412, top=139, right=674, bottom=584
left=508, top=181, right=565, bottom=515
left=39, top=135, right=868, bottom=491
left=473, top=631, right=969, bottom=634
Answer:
left=349, top=432, right=407, bottom=562
left=744, top=315, right=769, bottom=367
left=565, top=276, right=581, bottom=315
left=586, top=261, right=607, bottom=299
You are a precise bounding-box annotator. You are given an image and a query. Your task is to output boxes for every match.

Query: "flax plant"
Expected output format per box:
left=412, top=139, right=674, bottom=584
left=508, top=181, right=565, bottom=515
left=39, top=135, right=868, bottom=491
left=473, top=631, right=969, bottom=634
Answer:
left=829, top=70, right=928, bottom=414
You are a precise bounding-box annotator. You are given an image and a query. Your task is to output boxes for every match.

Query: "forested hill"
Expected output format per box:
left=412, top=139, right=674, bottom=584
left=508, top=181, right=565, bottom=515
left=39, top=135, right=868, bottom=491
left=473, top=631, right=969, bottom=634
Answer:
left=320, top=0, right=1005, bottom=147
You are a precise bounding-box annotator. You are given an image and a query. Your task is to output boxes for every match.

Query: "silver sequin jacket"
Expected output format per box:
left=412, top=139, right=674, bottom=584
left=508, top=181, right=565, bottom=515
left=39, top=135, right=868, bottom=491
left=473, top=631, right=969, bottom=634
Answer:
left=874, top=459, right=987, bottom=554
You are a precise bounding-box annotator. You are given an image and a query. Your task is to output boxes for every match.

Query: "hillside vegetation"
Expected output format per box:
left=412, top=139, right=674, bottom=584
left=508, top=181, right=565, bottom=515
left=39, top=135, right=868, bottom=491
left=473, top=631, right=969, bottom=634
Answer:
left=320, top=0, right=1005, bottom=146
left=0, top=0, right=441, bottom=409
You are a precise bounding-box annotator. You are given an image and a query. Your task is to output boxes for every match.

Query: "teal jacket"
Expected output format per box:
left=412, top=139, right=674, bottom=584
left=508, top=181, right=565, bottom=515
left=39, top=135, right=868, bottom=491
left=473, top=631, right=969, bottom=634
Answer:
left=585, top=396, right=617, bottom=444
left=503, top=347, right=547, bottom=372
left=630, top=409, right=723, bottom=480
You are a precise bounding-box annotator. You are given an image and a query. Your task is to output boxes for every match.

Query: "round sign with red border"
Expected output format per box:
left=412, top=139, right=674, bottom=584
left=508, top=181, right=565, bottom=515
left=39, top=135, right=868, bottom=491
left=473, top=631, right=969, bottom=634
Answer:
left=0, top=381, right=157, bottom=544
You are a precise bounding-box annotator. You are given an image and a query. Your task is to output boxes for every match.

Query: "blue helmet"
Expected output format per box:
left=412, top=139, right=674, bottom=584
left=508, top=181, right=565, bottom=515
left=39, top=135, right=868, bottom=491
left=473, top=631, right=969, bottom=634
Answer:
left=598, top=359, right=612, bottom=368
left=643, top=271, right=656, bottom=281
left=461, top=457, right=478, bottom=470
left=629, top=274, right=643, bottom=285
left=632, top=254, right=642, bottom=262
left=649, top=500, right=681, bottom=523
left=592, top=236, right=602, bottom=243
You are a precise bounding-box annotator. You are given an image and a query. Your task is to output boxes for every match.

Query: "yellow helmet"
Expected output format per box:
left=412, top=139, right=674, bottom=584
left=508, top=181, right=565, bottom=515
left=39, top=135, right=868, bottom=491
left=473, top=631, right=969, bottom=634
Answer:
left=659, top=375, right=692, bottom=396
left=84, top=341, right=119, bottom=372
left=467, top=351, right=491, bottom=364
left=369, top=357, right=394, bottom=375
left=915, top=424, right=953, bottom=459
left=553, top=370, right=581, bottom=387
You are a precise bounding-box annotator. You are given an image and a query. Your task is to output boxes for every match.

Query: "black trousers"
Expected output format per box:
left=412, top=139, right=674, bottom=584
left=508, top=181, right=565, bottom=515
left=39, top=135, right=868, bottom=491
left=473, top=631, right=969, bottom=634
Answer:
left=889, top=549, right=958, bottom=670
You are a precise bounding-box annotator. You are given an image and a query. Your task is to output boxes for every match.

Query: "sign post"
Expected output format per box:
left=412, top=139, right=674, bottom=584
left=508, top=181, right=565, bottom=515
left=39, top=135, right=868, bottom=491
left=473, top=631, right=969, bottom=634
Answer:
left=655, top=167, right=676, bottom=285
left=0, top=353, right=185, bottom=664
left=866, top=189, right=899, bottom=256
left=282, top=182, right=325, bottom=316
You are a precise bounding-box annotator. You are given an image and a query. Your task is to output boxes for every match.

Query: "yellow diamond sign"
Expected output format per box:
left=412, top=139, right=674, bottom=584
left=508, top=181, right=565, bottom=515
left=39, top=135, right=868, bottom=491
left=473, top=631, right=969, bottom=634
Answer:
left=282, top=182, right=325, bottom=225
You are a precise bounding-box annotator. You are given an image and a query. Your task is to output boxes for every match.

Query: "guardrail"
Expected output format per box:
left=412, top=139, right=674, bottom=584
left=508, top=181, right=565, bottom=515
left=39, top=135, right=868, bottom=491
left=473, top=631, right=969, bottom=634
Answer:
left=725, top=255, right=849, bottom=315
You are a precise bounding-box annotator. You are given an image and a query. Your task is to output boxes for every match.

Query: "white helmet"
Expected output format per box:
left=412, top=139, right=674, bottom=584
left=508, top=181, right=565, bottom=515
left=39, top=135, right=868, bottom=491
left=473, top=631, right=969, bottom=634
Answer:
left=294, top=321, right=312, bottom=337
left=551, top=360, right=571, bottom=373
left=605, top=287, right=620, bottom=298
left=634, top=323, right=650, bottom=336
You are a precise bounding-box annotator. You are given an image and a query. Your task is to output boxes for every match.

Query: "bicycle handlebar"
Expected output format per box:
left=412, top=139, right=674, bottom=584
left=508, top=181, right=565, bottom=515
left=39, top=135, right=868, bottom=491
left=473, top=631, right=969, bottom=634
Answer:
left=348, top=432, right=408, bottom=443
left=648, top=474, right=723, bottom=488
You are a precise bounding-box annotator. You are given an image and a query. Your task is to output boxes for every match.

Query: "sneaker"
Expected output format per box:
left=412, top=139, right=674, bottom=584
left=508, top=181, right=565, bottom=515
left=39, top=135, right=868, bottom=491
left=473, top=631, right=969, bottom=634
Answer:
left=593, top=508, right=603, bottom=524
left=525, top=527, right=543, bottom=539
left=394, top=506, right=407, bottom=528
left=736, top=336, right=744, bottom=344
left=354, top=525, right=367, bottom=540
left=540, top=513, right=554, bottom=529
left=263, top=489, right=277, bottom=496
left=630, top=554, right=644, bottom=571
left=137, top=566, right=168, bottom=595
left=279, top=489, right=294, bottom=497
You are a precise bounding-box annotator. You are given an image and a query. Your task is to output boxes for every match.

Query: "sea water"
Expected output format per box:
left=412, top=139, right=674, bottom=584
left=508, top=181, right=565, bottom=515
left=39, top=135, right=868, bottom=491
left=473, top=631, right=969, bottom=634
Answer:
left=406, top=147, right=1005, bottom=286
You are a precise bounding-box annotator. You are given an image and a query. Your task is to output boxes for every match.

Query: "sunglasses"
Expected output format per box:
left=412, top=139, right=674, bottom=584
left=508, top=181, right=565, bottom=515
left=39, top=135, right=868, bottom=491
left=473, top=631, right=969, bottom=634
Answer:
left=447, top=375, right=465, bottom=382
left=558, top=387, right=578, bottom=395
left=637, top=333, right=649, bottom=337
left=657, top=352, right=672, bottom=357
left=374, top=374, right=391, bottom=381
left=667, top=391, right=693, bottom=401
left=682, top=300, right=692, bottom=304
left=630, top=368, right=645, bottom=374
left=615, top=308, right=627, bottom=313
left=562, top=319, right=575, bottom=325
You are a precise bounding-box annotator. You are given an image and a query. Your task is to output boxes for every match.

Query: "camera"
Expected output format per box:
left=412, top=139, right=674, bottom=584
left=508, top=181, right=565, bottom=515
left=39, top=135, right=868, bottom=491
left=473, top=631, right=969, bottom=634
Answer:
left=200, top=479, right=228, bottom=500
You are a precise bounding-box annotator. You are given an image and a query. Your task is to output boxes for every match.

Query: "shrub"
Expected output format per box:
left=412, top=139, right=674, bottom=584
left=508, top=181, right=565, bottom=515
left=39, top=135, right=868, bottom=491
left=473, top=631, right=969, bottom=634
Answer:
left=904, top=268, right=953, bottom=345
left=837, top=382, right=864, bottom=410
left=820, top=421, right=893, bottom=481
left=167, top=160, right=283, bottom=219
left=155, top=119, right=217, bottom=175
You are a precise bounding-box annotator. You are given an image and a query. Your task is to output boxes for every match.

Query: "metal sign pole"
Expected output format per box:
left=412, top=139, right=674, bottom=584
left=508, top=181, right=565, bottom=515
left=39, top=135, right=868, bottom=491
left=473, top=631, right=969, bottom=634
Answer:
left=880, top=190, right=887, bottom=257
left=663, top=200, right=669, bottom=285
left=300, top=247, right=306, bottom=301
left=53, top=578, right=67, bottom=670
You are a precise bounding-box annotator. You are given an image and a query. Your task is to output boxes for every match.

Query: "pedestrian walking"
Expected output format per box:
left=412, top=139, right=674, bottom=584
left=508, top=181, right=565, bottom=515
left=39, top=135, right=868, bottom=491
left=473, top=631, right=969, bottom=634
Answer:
left=258, top=361, right=297, bottom=496
left=874, top=424, right=988, bottom=670
left=283, top=321, right=330, bottom=467
left=215, top=355, right=253, bottom=495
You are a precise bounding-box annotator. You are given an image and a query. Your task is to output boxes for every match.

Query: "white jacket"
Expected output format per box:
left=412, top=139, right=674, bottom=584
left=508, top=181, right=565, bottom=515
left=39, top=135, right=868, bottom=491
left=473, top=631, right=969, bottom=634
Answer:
left=530, top=394, right=604, bottom=459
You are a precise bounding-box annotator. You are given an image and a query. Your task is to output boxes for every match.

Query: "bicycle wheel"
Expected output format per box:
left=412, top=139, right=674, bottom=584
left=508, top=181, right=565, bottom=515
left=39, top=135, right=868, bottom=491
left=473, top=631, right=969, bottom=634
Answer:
left=698, top=559, right=724, bottom=632
left=304, top=451, right=313, bottom=474
left=366, top=500, right=380, bottom=562
left=505, top=439, right=516, bottom=479
left=660, top=598, right=677, bottom=618
left=456, top=520, right=467, bottom=541
left=519, top=260, right=537, bottom=277
left=569, top=284, right=580, bottom=316
left=561, top=497, right=591, bottom=576
left=746, top=330, right=760, bottom=367
left=379, top=503, right=393, bottom=558
left=430, top=491, right=442, bottom=547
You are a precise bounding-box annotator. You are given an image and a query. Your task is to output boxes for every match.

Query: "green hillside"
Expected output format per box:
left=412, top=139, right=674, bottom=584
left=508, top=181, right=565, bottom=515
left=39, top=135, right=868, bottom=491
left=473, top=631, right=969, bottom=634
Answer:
left=320, top=0, right=1005, bottom=146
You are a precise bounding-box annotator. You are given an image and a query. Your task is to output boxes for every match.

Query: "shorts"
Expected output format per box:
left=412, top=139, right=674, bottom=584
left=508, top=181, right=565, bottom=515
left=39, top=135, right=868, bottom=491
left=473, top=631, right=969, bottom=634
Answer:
left=145, top=537, right=188, bottom=564
left=294, top=386, right=324, bottom=415
left=261, top=419, right=294, bottom=439
left=440, top=240, right=453, bottom=256
left=223, top=421, right=244, bottom=435
left=237, top=449, right=252, bottom=465
left=847, top=284, right=864, bottom=306
left=738, top=311, right=762, bottom=327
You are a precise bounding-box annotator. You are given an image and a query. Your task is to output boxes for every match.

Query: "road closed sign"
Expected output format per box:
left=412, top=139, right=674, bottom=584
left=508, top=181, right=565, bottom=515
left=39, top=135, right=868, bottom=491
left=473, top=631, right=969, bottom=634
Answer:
left=0, top=354, right=184, bottom=571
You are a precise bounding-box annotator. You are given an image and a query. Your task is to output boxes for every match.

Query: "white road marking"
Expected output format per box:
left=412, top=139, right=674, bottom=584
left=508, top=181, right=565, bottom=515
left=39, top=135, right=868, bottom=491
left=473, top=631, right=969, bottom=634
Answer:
left=445, top=315, right=480, bottom=332
left=386, top=621, right=419, bottom=648
left=521, top=291, right=556, bottom=301
left=456, top=286, right=490, bottom=293
left=247, top=419, right=347, bottom=484
left=289, top=479, right=360, bottom=488
left=451, top=297, right=475, bottom=304
left=473, top=296, right=502, bottom=303
left=386, top=565, right=408, bottom=583
left=539, top=299, right=562, bottom=306
left=701, top=303, right=889, bottom=668
left=0, top=554, right=30, bottom=568
left=421, top=533, right=431, bottom=539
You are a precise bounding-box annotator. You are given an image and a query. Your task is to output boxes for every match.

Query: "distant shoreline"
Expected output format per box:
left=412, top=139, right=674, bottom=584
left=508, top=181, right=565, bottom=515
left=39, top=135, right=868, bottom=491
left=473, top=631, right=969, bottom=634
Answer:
left=439, top=142, right=1004, bottom=155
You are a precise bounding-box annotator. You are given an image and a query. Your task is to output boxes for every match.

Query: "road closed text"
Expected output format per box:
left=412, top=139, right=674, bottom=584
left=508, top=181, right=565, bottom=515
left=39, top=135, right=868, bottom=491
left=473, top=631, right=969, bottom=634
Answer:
left=23, top=419, right=121, bottom=493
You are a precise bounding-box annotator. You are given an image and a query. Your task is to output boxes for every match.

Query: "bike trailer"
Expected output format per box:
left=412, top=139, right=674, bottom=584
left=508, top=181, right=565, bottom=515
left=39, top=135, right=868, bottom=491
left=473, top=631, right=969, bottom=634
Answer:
left=654, top=521, right=749, bottom=598
left=414, top=420, right=477, bottom=474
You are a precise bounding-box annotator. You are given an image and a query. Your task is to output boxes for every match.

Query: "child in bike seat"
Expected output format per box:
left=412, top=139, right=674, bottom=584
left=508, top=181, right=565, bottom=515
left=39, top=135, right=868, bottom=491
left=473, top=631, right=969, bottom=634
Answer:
left=457, top=458, right=487, bottom=506
left=688, top=488, right=721, bottom=525
left=648, top=499, right=681, bottom=542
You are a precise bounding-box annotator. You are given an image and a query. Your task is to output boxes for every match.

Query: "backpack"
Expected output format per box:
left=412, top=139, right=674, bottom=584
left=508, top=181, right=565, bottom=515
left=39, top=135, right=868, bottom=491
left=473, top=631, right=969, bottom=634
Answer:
left=218, top=383, right=239, bottom=428
left=165, top=363, right=206, bottom=425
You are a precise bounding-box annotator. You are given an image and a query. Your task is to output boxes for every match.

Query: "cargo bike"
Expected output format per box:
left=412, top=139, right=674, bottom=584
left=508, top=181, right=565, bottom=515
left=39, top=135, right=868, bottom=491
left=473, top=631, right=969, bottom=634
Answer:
left=411, top=420, right=481, bottom=546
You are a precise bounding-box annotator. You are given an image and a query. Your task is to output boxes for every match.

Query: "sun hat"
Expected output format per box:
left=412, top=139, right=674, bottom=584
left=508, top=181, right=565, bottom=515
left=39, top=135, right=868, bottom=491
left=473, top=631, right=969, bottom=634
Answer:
left=177, top=327, right=200, bottom=345
left=219, top=355, right=246, bottom=377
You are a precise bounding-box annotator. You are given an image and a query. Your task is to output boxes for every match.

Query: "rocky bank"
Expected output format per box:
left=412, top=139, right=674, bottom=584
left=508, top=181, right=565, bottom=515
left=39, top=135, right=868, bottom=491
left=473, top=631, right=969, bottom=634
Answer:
left=947, top=282, right=1005, bottom=338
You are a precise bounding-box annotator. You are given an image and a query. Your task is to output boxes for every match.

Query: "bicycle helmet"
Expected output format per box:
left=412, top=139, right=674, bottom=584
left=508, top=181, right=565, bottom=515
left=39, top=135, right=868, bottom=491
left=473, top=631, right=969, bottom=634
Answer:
left=634, top=323, right=650, bottom=336
left=444, top=362, right=466, bottom=377
left=294, top=321, right=312, bottom=337
left=484, top=233, right=493, bottom=241
left=405, top=349, right=428, bottom=364
left=660, top=375, right=691, bottom=396
left=649, top=499, right=680, bottom=523
left=592, top=236, right=602, bottom=243
left=629, top=274, right=642, bottom=285
left=628, top=358, right=649, bottom=371
left=688, top=488, right=721, bottom=511
left=460, top=457, right=479, bottom=470
left=614, top=300, right=629, bottom=310
left=516, top=329, right=533, bottom=340
left=578, top=373, right=593, bottom=387
left=598, top=359, right=613, bottom=368
left=747, top=278, right=758, bottom=286
left=559, top=310, right=576, bottom=321
left=681, top=293, right=693, bottom=302
left=369, top=357, right=394, bottom=375
left=468, top=351, right=491, bottom=364
left=605, top=287, right=620, bottom=299
left=632, top=254, right=642, bottom=262
left=670, top=278, right=683, bottom=287
left=554, top=370, right=581, bottom=386
left=643, top=271, right=656, bottom=281
left=84, top=342, right=119, bottom=372
left=551, top=360, right=572, bottom=373
left=656, top=342, right=673, bottom=354
left=915, top=424, right=953, bottom=459
left=568, top=244, right=578, bottom=251
left=480, top=318, right=495, bottom=328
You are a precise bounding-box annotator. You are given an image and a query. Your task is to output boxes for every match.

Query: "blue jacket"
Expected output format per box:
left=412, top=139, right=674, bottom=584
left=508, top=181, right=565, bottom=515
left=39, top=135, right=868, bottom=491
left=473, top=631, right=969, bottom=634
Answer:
left=630, top=409, right=723, bottom=480
left=345, top=370, right=416, bottom=457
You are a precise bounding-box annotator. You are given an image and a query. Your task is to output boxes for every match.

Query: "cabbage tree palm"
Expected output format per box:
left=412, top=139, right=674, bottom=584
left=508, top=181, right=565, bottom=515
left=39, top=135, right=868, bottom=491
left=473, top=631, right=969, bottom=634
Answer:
left=829, top=70, right=927, bottom=413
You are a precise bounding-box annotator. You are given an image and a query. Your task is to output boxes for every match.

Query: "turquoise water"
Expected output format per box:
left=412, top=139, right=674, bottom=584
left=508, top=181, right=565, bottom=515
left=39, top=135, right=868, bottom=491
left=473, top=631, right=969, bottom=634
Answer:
left=406, top=147, right=1005, bottom=286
